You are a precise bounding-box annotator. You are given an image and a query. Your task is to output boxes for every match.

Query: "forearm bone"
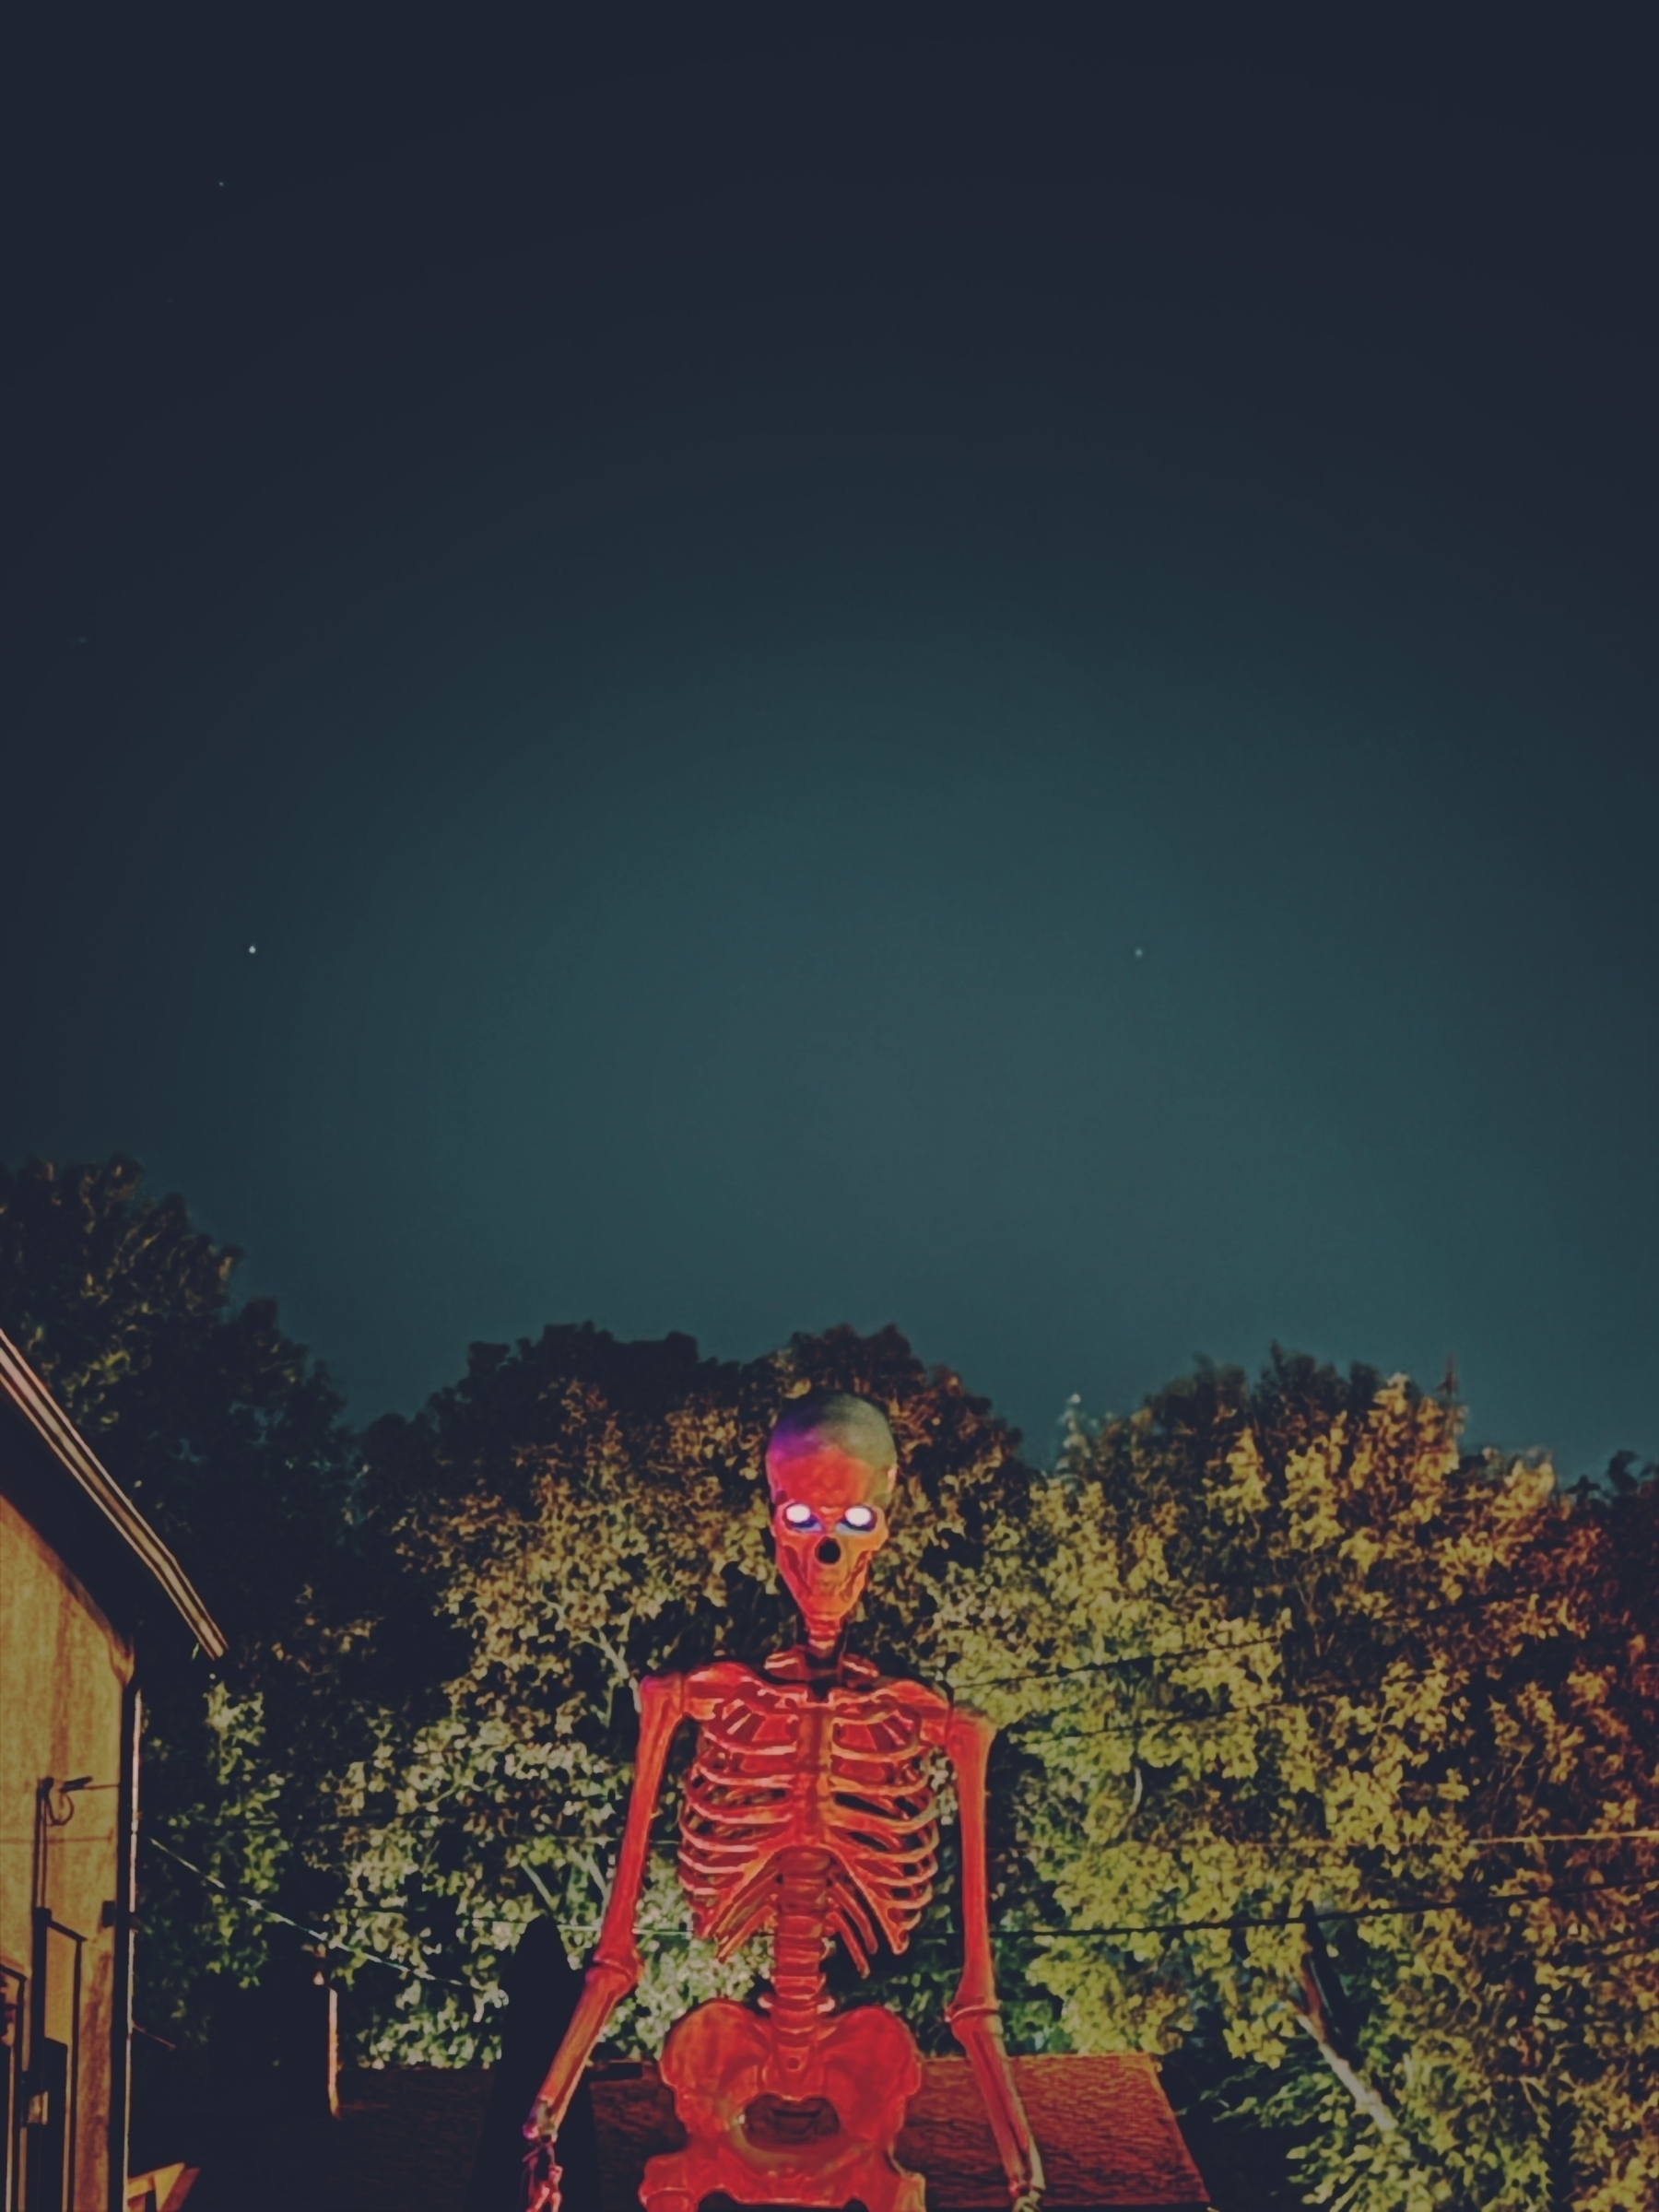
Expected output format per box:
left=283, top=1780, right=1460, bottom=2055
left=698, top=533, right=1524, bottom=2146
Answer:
left=526, top=1672, right=687, bottom=2141
left=945, top=1704, right=1045, bottom=2211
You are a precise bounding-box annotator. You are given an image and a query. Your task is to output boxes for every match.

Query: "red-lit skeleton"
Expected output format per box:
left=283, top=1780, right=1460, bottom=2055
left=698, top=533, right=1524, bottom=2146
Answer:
left=525, top=1393, right=1043, bottom=2212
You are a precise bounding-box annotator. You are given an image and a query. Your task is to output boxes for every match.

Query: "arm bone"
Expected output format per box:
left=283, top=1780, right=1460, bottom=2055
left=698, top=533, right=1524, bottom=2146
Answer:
left=945, top=1704, right=1045, bottom=2212
left=525, top=1672, right=687, bottom=2144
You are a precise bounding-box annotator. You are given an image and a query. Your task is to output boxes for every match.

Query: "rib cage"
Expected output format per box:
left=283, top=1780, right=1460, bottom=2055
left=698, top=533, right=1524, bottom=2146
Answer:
left=677, top=1661, right=945, bottom=1993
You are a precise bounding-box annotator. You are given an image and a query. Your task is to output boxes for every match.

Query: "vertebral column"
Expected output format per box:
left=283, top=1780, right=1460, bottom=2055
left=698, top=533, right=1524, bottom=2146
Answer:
left=767, top=1845, right=832, bottom=2087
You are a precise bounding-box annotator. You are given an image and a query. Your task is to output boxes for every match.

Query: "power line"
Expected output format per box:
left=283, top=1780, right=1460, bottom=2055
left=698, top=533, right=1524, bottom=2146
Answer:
left=142, top=1835, right=478, bottom=1991
left=556, top=1874, right=1659, bottom=1952
left=1078, top=1827, right=1659, bottom=1860
left=148, top=1830, right=688, bottom=1960
left=1454, top=1828, right=1659, bottom=1849
left=950, top=1630, right=1283, bottom=1688
left=998, top=1873, right=1659, bottom=1947
left=1002, top=1660, right=1654, bottom=1740
left=148, top=1833, right=1659, bottom=1986
left=162, top=1806, right=1659, bottom=1858
left=1006, top=1684, right=1453, bottom=1741
left=947, top=1581, right=1605, bottom=1692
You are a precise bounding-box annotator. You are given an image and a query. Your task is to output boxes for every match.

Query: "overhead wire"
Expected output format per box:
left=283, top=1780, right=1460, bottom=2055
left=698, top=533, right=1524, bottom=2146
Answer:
left=143, top=1834, right=478, bottom=1991
left=146, top=1574, right=1649, bottom=1994
left=946, top=1579, right=1605, bottom=1692
left=992, top=1871, right=1659, bottom=1947
left=149, top=1833, right=1659, bottom=1983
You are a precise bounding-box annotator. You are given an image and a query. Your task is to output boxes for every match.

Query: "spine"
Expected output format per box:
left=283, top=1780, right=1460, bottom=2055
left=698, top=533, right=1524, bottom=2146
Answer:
left=767, top=1846, right=831, bottom=2083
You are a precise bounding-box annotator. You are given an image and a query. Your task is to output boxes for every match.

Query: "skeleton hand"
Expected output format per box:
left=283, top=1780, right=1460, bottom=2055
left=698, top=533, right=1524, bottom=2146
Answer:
left=521, top=2108, right=562, bottom=2212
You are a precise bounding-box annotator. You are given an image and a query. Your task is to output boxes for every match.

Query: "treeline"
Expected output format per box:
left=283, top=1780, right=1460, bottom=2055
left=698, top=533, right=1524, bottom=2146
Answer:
left=2, top=1156, right=1654, bottom=2212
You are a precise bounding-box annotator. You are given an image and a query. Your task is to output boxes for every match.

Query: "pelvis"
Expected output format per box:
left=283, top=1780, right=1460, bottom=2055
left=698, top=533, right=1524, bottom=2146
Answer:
left=640, top=2001, right=926, bottom=2212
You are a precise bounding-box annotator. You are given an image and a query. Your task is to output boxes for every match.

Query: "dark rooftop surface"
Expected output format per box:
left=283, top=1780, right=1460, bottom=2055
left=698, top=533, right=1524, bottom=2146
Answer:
left=182, top=2055, right=1209, bottom=2212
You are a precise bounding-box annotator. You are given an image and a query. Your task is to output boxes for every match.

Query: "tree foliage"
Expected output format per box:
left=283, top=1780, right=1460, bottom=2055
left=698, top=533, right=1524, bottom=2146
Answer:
left=0, top=1156, right=356, bottom=2033
left=314, top=1319, right=1057, bottom=2062
left=5, top=1157, right=1655, bottom=2209
left=987, top=1354, right=1659, bottom=2212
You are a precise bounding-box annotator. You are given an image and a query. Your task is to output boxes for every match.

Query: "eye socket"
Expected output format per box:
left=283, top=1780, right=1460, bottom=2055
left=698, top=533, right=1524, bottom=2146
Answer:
left=839, top=1504, right=877, bottom=1533
left=782, top=1502, right=819, bottom=1530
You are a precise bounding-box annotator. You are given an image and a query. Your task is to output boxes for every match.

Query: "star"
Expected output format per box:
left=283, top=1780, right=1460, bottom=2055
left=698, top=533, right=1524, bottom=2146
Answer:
left=247, top=945, right=257, bottom=956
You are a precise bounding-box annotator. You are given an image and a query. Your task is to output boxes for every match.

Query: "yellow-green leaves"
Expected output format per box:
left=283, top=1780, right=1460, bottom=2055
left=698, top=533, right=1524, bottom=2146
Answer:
left=322, top=1322, right=1049, bottom=2064
left=1006, top=1353, right=1658, bottom=2212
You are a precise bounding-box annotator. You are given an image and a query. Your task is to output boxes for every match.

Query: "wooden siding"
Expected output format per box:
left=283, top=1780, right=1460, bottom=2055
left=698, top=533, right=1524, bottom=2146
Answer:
left=0, top=1494, right=133, bottom=2212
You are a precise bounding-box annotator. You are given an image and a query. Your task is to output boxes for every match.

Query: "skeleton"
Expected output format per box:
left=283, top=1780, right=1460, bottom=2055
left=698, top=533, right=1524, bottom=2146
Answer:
left=525, top=1392, right=1043, bottom=2212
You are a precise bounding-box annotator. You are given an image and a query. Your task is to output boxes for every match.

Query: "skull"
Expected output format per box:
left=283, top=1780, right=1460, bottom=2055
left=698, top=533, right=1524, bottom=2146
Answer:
left=765, top=1393, right=898, bottom=1654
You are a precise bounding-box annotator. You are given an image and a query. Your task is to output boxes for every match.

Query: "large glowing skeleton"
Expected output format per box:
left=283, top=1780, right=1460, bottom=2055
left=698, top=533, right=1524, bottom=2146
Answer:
left=525, top=1393, right=1043, bottom=2212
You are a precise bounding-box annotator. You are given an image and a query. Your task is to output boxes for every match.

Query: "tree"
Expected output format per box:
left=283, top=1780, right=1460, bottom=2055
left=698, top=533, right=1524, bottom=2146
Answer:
left=0, top=1156, right=357, bottom=2045
left=8, top=1157, right=1653, bottom=2207
left=988, top=1352, right=1659, bottom=2212
left=312, top=1319, right=1061, bottom=2064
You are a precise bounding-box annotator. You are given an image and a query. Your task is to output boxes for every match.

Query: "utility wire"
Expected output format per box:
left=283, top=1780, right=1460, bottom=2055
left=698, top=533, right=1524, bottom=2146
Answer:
left=998, top=1873, right=1659, bottom=1947
left=950, top=1630, right=1283, bottom=1688
left=147, top=1832, right=1659, bottom=2001
left=143, top=1835, right=477, bottom=1992
left=1006, top=1686, right=1468, bottom=1741
left=947, top=1581, right=1602, bottom=1690
left=403, top=1872, right=1659, bottom=1953
left=1204, top=1828, right=1659, bottom=1857
left=162, top=1809, right=1659, bottom=1856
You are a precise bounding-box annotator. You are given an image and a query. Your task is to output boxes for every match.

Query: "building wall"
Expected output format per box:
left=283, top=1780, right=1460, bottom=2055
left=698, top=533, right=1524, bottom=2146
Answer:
left=0, top=1492, right=133, bottom=2212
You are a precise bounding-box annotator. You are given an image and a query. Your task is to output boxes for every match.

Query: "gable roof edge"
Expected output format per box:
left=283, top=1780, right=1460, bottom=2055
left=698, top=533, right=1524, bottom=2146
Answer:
left=0, top=1328, right=228, bottom=1660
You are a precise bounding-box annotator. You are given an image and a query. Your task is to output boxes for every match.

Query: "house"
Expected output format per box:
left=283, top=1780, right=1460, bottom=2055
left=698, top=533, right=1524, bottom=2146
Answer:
left=0, top=1330, right=225, bottom=2212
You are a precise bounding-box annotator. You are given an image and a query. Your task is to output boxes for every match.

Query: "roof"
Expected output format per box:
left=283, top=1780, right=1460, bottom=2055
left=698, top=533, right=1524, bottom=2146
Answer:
left=160, top=2056, right=1211, bottom=2212
left=0, top=1327, right=227, bottom=1660
left=595, top=2053, right=1213, bottom=2212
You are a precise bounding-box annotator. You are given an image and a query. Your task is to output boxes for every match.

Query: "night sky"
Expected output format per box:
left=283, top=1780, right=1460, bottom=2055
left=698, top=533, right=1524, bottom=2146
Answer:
left=3, top=17, right=1654, bottom=1475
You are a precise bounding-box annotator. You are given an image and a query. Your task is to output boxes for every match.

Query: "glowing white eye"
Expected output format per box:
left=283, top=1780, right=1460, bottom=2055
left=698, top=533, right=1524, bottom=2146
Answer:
left=782, top=1502, right=815, bottom=1528
left=841, top=1504, right=877, bottom=1532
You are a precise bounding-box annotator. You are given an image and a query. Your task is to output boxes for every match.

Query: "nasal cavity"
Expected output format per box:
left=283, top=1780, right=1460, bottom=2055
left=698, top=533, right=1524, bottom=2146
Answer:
left=816, top=1538, right=841, bottom=1565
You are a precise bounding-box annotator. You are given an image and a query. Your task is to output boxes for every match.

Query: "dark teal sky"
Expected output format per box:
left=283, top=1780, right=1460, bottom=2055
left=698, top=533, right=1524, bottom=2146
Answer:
left=3, top=21, right=1654, bottom=1472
